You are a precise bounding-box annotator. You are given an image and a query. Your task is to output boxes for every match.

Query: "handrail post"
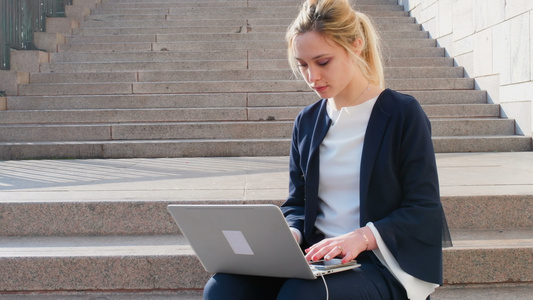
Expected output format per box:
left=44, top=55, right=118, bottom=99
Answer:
left=20, top=0, right=38, bottom=50
left=0, top=0, right=72, bottom=71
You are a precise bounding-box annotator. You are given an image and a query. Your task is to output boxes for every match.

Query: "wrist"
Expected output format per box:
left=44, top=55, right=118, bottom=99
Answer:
left=354, top=227, right=374, bottom=251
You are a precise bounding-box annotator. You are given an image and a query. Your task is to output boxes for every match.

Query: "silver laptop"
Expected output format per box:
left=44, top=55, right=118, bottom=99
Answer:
left=167, top=204, right=360, bottom=280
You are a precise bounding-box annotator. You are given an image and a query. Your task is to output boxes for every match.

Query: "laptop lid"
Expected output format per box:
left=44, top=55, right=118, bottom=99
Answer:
left=167, top=204, right=318, bottom=279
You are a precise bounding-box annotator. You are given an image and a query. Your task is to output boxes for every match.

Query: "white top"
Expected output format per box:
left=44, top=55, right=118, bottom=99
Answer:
left=315, top=97, right=377, bottom=238
left=290, top=96, right=438, bottom=300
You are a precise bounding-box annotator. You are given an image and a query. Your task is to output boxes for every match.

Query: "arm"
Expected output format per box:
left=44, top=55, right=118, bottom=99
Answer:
left=281, top=115, right=306, bottom=237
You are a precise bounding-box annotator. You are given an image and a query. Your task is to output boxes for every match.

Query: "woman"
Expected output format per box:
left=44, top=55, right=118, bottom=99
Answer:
left=204, top=0, right=451, bottom=299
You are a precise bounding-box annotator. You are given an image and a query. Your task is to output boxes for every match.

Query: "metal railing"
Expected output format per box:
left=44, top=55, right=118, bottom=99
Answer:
left=0, top=0, right=72, bottom=70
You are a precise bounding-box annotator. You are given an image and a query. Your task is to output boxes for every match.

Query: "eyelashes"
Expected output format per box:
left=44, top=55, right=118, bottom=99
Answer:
left=297, top=58, right=331, bottom=68
left=317, top=59, right=330, bottom=66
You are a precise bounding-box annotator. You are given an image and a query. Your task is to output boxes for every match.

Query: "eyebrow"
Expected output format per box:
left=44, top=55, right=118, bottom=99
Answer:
left=294, top=54, right=331, bottom=61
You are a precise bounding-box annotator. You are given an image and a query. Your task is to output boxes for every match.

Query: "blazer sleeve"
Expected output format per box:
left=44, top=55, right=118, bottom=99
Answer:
left=282, top=112, right=306, bottom=234
left=368, top=95, right=444, bottom=284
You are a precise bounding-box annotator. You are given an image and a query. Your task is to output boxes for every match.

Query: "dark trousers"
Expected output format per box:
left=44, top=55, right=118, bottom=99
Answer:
left=203, top=252, right=409, bottom=300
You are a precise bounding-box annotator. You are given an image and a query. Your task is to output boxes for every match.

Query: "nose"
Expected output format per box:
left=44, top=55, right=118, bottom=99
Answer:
left=306, top=66, right=321, bottom=83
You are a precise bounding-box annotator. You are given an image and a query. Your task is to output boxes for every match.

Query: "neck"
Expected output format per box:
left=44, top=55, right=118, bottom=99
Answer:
left=330, top=80, right=371, bottom=110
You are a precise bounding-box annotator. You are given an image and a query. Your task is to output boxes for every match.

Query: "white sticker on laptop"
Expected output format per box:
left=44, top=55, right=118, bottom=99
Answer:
left=222, top=230, right=254, bottom=255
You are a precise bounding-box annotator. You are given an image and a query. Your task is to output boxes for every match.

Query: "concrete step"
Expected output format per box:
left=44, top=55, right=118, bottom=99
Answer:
left=18, top=81, right=309, bottom=96
left=8, top=117, right=513, bottom=142
left=0, top=136, right=531, bottom=160
left=49, top=50, right=247, bottom=63
left=89, top=5, right=404, bottom=16
left=96, top=0, right=395, bottom=4
left=18, top=78, right=475, bottom=96
left=95, top=0, right=400, bottom=9
left=1, top=193, right=532, bottom=236
left=42, top=57, right=451, bottom=73
left=78, top=17, right=417, bottom=30
left=0, top=139, right=292, bottom=159
left=433, top=136, right=533, bottom=152
left=73, top=26, right=429, bottom=39
left=39, top=57, right=452, bottom=73
left=0, top=121, right=296, bottom=142
left=30, top=68, right=465, bottom=84
left=5, top=90, right=488, bottom=110
left=56, top=38, right=437, bottom=53
left=0, top=229, right=531, bottom=292
left=0, top=104, right=500, bottom=125
left=50, top=47, right=445, bottom=62
left=81, top=10, right=410, bottom=26
left=59, top=37, right=437, bottom=50
left=79, top=15, right=415, bottom=26
left=84, top=9, right=403, bottom=22
left=65, top=28, right=425, bottom=44
left=40, top=60, right=249, bottom=73
left=1, top=284, right=533, bottom=300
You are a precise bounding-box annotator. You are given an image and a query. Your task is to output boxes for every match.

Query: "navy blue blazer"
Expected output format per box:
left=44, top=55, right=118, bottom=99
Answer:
left=281, top=89, right=445, bottom=285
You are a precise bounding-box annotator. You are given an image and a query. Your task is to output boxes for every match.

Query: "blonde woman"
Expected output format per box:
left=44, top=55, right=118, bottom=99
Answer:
left=204, top=0, right=451, bottom=299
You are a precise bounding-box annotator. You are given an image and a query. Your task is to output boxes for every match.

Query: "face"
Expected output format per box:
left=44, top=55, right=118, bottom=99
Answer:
left=292, top=31, right=359, bottom=102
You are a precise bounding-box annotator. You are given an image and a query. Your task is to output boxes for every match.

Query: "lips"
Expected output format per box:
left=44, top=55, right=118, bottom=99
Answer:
left=313, top=85, right=328, bottom=92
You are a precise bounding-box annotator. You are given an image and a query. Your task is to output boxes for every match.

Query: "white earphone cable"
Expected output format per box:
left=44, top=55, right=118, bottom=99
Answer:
left=318, top=272, right=329, bottom=300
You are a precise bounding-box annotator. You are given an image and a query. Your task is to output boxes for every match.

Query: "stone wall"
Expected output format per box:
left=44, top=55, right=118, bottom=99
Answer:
left=399, top=0, right=533, bottom=136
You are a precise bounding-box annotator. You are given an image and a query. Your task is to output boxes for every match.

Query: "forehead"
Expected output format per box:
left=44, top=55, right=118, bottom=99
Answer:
left=292, top=31, right=342, bottom=59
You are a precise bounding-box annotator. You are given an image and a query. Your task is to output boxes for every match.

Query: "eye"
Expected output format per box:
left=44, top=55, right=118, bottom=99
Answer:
left=317, top=58, right=330, bottom=66
left=297, top=61, right=308, bottom=68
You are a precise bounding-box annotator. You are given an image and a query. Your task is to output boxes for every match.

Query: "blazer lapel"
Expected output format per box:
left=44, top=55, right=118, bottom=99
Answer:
left=304, top=100, right=331, bottom=241
left=308, top=100, right=331, bottom=161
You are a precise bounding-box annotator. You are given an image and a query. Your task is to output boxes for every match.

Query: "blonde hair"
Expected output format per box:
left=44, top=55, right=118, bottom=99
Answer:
left=286, top=0, right=385, bottom=88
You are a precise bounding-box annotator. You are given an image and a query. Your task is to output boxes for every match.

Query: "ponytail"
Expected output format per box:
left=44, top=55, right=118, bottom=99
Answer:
left=286, top=0, right=385, bottom=88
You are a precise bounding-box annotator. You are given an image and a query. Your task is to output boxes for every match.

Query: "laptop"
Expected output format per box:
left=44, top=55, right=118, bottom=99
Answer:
left=167, top=204, right=360, bottom=280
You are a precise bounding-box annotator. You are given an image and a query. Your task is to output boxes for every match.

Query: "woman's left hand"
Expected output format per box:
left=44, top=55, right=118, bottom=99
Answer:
left=304, top=227, right=375, bottom=264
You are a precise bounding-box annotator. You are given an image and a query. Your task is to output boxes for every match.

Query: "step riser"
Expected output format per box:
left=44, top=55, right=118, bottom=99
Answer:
left=18, top=79, right=474, bottom=96
left=0, top=105, right=500, bottom=125
left=65, top=31, right=427, bottom=43
left=91, top=3, right=404, bottom=12
left=38, top=58, right=452, bottom=73
left=0, top=248, right=530, bottom=292
left=0, top=139, right=292, bottom=160
left=98, top=0, right=398, bottom=5
left=87, top=16, right=416, bottom=28
left=85, top=11, right=404, bottom=22
left=434, top=136, right=533, bottom=152
left=1, top=196, right=532, bottom=237
left=88, top=6, right=404, bottom=16
left=0, top=122, right=294, bottom=142
left=443, top=248, right=533, bottom=285
left=73, top=27, right=428, bottom=39
left=57, top=40, right=436, bottom=53
left=0, top=137, right=531, bottom=160
left=79, top=18, right=416, bottom=29
left=6, top=90, right=488, bottom=110
left=0, top=255, right=209, bottom=292
left=50, top=51, right=247, bottom=63
left=30, top=68, right=464, bottom=84
left=0, top=119, right=514, bottom=142
left=48, top=48, right=445, bottom=63
left=82, top=11, right=422, bottom=31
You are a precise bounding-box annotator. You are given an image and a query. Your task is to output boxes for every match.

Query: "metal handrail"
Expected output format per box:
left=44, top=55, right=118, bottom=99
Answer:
left=0, top=0, right=72, bottom=70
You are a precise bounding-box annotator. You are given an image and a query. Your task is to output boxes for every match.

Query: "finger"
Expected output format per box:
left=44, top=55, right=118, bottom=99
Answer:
left=341, top=251, right=357, bottom=264
left=305, top=245, right=329, bottom=261
left=307, top=244, right=343, bottom=262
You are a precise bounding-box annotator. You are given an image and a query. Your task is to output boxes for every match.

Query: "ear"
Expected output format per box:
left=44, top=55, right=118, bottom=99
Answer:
left=351, top=38, right=364, bottom=56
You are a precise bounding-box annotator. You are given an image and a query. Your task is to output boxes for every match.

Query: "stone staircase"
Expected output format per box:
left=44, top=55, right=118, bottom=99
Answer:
left=0, top=0, right=532, bottom=299
left=0, top=0, right=531, bottom=160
